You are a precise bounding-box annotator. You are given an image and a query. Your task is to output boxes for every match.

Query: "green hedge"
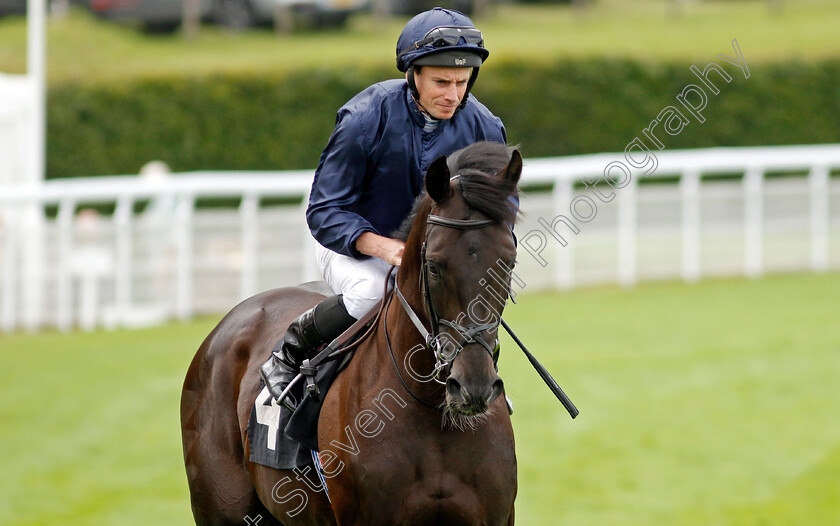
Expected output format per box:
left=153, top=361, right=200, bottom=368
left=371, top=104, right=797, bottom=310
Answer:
left=47, top=58, right=840, bottom=178
left=483, top=58, right=840, bottom=158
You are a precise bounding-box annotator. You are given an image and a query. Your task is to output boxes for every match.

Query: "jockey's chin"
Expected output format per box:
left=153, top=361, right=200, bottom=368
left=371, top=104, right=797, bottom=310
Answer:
left=432, top=104, right=459, bottom=120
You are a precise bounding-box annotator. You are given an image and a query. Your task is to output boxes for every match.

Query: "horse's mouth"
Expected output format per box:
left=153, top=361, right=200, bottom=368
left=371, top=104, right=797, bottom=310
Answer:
left=441, top=397, right=495, bottom=431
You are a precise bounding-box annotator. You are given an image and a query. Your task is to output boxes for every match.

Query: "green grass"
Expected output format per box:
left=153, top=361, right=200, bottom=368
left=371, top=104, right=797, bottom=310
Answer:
left=0, top=0, right=839, bottom=84
left=502, top=272, right=840, bottom=525
left=1, top=272, right=839, bottom=525
left=0, top=319, right=212, bottom=525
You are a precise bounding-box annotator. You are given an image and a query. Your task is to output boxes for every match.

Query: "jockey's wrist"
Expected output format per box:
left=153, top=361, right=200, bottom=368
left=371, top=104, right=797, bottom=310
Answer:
left=355, top=232, right=390, bottom=258
left=355, top=232, right=404, bottom=266
left=354, top=231, right=380, bottom=257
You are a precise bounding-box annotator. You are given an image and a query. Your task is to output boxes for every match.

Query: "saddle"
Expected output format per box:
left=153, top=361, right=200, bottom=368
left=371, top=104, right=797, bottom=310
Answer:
left=247, top=281, right=381, bottom=470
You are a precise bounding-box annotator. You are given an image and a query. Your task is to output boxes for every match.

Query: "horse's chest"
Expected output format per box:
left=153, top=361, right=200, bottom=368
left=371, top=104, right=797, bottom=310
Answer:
left=337, top=429, right=515, bottom=519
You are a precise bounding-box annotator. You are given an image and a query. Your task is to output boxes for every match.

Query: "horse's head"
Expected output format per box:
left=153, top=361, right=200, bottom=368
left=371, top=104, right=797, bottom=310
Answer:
left=398, top=141, right=522, bottom=429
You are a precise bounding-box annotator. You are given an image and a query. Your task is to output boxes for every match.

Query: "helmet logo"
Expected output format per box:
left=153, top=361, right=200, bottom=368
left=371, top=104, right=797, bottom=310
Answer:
left=455, top=58, right=467, bottom=66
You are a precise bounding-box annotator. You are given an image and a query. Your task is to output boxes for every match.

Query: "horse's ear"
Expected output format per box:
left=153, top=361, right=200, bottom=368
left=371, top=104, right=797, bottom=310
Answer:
left=503, top=149, right=523, bottom=186
left=425, top=155, right=452, bottom=204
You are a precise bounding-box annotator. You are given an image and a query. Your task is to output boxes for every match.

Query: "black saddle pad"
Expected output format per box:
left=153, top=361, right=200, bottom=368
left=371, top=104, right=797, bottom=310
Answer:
left=248, top=353, right=349, bottom=469
left=248, top=283, right=381, bottom=469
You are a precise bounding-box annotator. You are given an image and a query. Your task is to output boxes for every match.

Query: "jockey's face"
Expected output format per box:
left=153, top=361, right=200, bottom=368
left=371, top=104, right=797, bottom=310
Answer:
left=411, top=66, right=472, bottom=120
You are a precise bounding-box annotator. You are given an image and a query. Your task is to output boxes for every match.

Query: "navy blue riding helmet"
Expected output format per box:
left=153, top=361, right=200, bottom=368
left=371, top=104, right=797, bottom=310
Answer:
left=396, top=8, right=490, bottom=111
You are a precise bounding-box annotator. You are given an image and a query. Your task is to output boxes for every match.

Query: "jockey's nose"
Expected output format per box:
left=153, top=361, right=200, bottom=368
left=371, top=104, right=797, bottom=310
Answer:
left=445, top=83, right=460, bottom=103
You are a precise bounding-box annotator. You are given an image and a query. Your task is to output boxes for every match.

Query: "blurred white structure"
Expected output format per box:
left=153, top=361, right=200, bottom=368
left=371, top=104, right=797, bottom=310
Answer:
left=0, top=0, right=47, bottom=332
left=518, top=145, right=839, bottom=290
left=1, top=144, right=839, bottom=332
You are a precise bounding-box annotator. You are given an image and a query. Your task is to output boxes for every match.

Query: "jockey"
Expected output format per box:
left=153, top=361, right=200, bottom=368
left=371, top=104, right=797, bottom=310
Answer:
left=260, top=7, right=508, bottom=404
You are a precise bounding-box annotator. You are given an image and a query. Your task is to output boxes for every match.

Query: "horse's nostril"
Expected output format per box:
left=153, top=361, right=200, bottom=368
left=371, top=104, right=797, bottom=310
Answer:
left=446, top=377, right=463, bottom=400
left=488, top=379, right=505, bottom=404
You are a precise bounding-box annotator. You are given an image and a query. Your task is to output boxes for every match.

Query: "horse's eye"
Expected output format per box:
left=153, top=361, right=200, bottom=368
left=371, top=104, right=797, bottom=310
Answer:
left=427, top=262, right=441, bottom=279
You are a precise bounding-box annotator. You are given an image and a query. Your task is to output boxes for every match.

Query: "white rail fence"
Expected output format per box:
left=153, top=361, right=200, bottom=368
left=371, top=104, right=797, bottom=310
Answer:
left=1, top=144, right=839, bottom=332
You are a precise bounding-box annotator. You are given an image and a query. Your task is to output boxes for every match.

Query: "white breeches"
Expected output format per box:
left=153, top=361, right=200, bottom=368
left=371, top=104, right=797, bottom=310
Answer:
left=315, top=243, right=394, bottom=319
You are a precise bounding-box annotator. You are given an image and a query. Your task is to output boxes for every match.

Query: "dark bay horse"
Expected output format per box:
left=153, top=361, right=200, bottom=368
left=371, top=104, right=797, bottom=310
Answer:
left=181, top=141, right=522, bottom=525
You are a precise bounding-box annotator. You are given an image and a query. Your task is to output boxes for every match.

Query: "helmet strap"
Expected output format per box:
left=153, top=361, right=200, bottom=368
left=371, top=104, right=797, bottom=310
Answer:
left=406, top=66, right=420, bottom=100
left=407, top=66, right=437, bottom=119
left=459, top=66, right=480, bottom=111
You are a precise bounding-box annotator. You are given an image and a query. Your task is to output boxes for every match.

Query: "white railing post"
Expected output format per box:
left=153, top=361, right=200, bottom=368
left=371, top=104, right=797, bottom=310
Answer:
left=617, top=176, right=637, bottom=287
left=300, top=189, right=322, bottom=283
left=681, top=169, right=701, bottom=282
left=1, top=208, right=18, bottom=332
left=56, top=198, right=75, bottom=332
left=114, top=195, right=133, bottom=327
left=809, top=165, right=829, bottom=273
left=175, top=192, right=195, bottom=320
left=27, top=0, right=46, bottom=190
left=20, top=204, right=45, bottom=332
left=20, top=0, right=48, bottom=332
left=240, top=193, right=259, bottom=300
left=744, top=167, right=764, bottom=278
left=553, top=178, right=574, bottom=290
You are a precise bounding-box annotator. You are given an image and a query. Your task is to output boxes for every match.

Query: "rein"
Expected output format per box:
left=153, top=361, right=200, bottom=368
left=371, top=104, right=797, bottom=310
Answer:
left=384, top=291, right=438, bottom=410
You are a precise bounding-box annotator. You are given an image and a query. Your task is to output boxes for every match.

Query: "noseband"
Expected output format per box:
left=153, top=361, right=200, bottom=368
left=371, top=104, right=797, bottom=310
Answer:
left=387, top=212, right=509, bottom=408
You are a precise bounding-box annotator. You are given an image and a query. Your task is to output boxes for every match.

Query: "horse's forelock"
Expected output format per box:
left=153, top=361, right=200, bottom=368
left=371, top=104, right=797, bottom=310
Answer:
left=445, top=141, right=513, bottom=178
left=457, top=171, right=518, bottom=225
left=451, top=142, right=519, bottom=226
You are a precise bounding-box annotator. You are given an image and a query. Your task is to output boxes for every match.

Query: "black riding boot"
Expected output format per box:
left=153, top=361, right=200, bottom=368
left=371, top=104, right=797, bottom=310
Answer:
left=259, top=295, right=356, bottom=407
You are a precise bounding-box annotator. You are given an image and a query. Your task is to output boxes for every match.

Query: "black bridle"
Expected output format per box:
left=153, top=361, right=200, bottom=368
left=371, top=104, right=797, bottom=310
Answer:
left=422, top=214, right=503, bottom=366
left=386, top=211, right=511, bottom=409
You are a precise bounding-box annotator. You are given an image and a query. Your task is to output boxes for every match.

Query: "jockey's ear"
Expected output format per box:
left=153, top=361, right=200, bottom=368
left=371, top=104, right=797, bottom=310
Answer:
left=502, top=149, right=523, bottom=186
left=425, top=155, right=452, bottom=204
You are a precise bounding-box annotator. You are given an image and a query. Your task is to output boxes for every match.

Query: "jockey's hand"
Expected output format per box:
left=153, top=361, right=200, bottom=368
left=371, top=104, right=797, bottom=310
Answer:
left=355, top=232, right=405, bottom=266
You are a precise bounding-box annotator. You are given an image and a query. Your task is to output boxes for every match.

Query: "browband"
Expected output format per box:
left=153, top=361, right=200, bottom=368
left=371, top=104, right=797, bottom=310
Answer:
left=426, top=215, right=495, bottom=229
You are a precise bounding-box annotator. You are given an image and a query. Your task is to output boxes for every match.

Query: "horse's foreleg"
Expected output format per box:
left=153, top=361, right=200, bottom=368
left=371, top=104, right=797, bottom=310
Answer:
left=182, top=342, right=276, bottom=526
left=249, top=463, right=336, bottom=526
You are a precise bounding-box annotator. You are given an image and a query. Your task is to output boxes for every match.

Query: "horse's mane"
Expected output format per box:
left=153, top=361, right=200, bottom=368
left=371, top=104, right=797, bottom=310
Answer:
left=393, top=142, right=519, bottom=241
